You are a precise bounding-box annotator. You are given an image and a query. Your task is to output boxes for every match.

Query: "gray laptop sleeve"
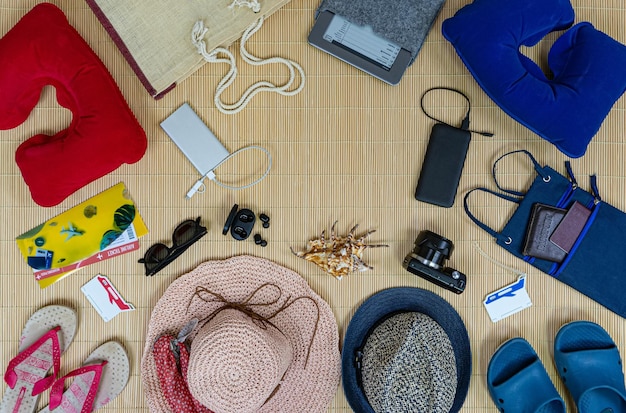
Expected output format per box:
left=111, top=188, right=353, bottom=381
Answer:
left=316, top=0, right=446, bottom=64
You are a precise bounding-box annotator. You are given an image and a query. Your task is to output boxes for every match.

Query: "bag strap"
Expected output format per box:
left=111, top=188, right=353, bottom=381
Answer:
left=492, top=150, right=551, bottom=196
left=191, top=16, right=305, bottom=115
left=564, top=161, right=579, bottom=189
left=466, top=150, right=582, bottom=243
left=565, top=160, right=601, bottom=203
left=590, top=174, right=602, bottom=203
left=464, top=187, right=520, bottom=244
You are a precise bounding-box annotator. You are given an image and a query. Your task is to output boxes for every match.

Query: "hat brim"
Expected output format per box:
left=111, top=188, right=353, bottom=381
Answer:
left=342, top=287, right=472, bottom=413
left=141, top=255, right=341, bottom=413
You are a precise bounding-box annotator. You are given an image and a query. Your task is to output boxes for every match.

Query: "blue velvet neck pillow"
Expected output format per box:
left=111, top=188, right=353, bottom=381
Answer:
left=442, top=0, right=626, bottom=158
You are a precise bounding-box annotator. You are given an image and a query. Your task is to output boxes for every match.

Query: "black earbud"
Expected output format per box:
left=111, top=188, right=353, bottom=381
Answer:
left=259, top=213, right=270, bottom=228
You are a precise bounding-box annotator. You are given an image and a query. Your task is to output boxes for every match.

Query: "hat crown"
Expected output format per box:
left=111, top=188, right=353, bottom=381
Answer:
left=187, top=308, right=293, bottom=413
left=141, top=257, right=342, bottom=413
left=362, top=312, right=458, bottom=413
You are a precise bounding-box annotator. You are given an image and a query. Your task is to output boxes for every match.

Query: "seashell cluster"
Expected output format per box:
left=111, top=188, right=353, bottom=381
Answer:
left=290, top=221, right=388, bottom=280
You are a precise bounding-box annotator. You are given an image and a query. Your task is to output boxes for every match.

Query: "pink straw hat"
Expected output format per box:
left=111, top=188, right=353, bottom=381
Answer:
left=141, top=255, right=341, bottom=413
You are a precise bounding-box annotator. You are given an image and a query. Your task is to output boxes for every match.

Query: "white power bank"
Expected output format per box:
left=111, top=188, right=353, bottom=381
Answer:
left=160, top=103, right=229, bottom=176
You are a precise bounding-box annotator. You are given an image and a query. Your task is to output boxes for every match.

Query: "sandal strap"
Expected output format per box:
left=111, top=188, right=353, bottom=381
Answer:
left=492, top=358, right=565, bottom=412
left=558, top=347, right=626, bottom=403
left=4, top=325, right=62, bottom=396
left=49, top=361, right=107, bottom=413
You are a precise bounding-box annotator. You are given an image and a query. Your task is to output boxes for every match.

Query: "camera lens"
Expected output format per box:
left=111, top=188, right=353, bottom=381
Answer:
left=413, top=230, right=454, bottom=269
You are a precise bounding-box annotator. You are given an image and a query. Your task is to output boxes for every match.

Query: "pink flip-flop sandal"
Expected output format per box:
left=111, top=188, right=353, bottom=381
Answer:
left=38, top=341, right=130, bottom=413
left=1, top=306, right=77, bottom=413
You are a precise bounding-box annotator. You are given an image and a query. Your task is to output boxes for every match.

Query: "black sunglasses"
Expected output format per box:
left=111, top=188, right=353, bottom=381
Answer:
left=139, top=217, right=207, bottom=276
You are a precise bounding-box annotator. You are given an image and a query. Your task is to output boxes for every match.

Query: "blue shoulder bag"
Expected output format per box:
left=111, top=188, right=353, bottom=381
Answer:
left=464, top=150, right=626, bottom=317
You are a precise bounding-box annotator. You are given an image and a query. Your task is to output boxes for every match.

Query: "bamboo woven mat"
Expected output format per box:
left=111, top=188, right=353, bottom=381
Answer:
left=1, top=0, right=625, bottom=411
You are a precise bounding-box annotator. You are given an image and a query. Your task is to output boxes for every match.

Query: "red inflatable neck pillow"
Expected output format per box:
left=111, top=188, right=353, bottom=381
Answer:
left=0, top=3, right=147, bottom=206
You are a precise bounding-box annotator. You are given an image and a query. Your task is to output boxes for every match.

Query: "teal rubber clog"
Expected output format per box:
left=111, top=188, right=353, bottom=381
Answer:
left=554, top=321, right=626, bottom=413
left=488, top=337, right=565, bottom=413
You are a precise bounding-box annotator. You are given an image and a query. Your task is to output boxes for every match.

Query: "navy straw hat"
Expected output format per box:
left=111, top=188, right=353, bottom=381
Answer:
left=342, top=287, right=472, bottom=413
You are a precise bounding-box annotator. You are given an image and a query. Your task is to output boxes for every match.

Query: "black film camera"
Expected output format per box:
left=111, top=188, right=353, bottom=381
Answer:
left=402, top=230, right=467, bottom=294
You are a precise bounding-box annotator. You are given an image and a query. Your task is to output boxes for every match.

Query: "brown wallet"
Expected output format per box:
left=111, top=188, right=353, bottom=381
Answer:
left=522, top=203, right=567, bottom=262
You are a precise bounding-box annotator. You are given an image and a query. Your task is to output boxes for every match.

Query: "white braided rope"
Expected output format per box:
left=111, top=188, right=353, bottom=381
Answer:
left=228, top=0, right=261, bottom=13
left=191, top=16, right=305, bottom=115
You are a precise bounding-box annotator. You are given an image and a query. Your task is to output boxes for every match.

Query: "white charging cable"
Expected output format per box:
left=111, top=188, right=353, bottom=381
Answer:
left=186, top=145, right=272, bottom=198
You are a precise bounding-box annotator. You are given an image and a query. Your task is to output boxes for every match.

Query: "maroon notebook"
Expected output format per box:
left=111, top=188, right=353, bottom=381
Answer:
left=550, top=201, right=591, bottom=253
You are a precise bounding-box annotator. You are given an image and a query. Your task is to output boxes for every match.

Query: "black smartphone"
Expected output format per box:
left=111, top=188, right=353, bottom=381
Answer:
left=414, top=123, right=471, bottom=207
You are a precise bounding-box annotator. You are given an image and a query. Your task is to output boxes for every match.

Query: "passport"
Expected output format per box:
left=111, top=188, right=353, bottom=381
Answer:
left=523, top=203, right=567, bottom=262
left=550, top=201, right=591, bottom=253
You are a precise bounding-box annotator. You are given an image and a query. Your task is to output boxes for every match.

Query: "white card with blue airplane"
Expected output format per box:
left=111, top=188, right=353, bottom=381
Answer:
left=484, top=274, right=532, bottom=322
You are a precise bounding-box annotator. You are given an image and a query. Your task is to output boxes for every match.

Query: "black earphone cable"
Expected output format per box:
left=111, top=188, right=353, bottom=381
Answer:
left=420, top=86, right=494, bottom=137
